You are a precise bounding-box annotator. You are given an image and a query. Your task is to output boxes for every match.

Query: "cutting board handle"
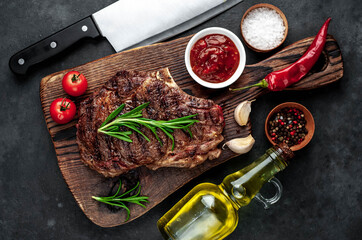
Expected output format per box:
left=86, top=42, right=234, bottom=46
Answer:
left=231, top=35, right=343, bottom=92
left=9, top=16, right=100, bottom=75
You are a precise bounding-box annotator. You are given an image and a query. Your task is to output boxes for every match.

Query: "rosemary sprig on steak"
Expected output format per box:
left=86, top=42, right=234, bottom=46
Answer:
left=92, top=181, right=148, bottom=221
left=98, top=102, right=198, bottom=150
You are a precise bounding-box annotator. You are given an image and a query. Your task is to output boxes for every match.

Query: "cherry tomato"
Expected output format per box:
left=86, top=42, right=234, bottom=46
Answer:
left=62, top=71, right=88, bottom=96
left=50, top=98, right=76, bottom=124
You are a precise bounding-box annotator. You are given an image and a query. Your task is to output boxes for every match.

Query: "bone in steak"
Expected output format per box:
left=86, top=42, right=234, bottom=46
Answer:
left=76, top=68, right=224, bottom=177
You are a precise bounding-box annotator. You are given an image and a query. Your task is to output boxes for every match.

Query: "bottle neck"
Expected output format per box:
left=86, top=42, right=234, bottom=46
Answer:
left=219, top=144, right=293, bottom=209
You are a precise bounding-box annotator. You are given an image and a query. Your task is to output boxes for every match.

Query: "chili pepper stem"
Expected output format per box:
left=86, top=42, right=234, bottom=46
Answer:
left=229, top=79, right=268, bottom=91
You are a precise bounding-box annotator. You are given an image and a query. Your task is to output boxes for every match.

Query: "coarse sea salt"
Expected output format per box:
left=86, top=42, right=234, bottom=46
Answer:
left=242, top=7, right=286, bottom=51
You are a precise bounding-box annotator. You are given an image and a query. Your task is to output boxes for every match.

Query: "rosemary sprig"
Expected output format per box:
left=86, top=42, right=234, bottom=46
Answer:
left=98, top=102, right=199, bottom=150
left=92, top=181, right=149, bottom=222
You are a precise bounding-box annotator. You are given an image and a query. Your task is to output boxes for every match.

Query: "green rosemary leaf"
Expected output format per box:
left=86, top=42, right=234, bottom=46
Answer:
left=122, top=123, right=150, bottom=142
left=101, top=104, right=125, bottom=127
left=102, top=201, right=131, bottom=221
left=115, top=196, right=149, bottom=202
left=112, top=181, right=122, bottom=198
left=135, top=202, right=147, bottom=208
left=163, top=121, right=194, bottom=126
left=166, top=114, right=198, bottom=122
left=118, top=181, right=140, bottom=198
left=163, top=127, right=174, bottom=133
left=105, top=132, right=133, bottom=142
left=147, top=124, right=163, bottom=145
left=103, top=130, right=133, bottom=136
left=120, top=102, right=149, bottom=118
left=107, top=122, right=141, bottom=130
left=105, top=126, right=119, bottom=132
left=159, top=127, right=175, bottom=150
left=186, top=127, right=193, bottom=138
left=119, top=200, right=147, bottom=208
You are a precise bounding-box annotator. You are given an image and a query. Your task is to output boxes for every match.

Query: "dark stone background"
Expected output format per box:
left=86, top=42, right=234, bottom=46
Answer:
left=0, top=0, right=361, bottom=239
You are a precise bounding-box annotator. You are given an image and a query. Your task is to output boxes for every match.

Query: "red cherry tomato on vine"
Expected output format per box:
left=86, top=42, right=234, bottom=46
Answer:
left=62, top=71, right=88, bottom=96
left=50, top=98, right=76, bottom=124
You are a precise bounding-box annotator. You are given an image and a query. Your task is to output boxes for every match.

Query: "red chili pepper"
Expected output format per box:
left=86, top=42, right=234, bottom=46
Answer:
left=231, top=18, right=331, bottom=92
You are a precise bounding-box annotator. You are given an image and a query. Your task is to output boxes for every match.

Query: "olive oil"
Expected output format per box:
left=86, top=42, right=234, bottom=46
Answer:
left=158, top=144, right=293, bottom=240
left=159, top=183, right=238, bottom=240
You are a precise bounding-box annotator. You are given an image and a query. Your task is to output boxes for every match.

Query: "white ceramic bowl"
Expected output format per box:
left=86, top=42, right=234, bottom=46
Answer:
left=185, top=27, right=246, bottom=89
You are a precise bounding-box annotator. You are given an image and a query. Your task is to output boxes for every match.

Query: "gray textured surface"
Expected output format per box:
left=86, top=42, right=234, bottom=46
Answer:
left=0, top=0, right=361, bottom=239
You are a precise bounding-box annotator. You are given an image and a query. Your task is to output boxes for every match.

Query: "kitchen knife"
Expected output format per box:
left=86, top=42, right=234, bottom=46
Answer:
left=9, top=0, right=243, bottom=75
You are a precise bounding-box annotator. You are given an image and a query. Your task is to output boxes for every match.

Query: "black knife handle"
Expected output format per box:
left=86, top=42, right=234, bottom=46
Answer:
left=9, top=16, right=100, bottom=75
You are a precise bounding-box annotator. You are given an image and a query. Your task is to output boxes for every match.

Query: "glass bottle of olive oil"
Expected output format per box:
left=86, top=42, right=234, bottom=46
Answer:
left=157, top=144, right=294, bottom=240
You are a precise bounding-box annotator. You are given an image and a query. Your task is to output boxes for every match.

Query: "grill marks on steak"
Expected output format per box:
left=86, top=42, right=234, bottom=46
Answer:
left=76, top=68, right=224, bottom=177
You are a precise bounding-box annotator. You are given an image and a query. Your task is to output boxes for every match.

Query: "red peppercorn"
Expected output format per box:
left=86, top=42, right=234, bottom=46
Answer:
left=272, top=137, right=276, bottom=141
left=290, top=131, right=295, bottom=136
left=293, top=120, right=298, bottom=124
left=281, top=122, right=285, bottom=125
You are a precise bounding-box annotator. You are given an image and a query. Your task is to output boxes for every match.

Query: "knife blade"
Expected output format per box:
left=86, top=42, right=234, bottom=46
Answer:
left=9, top=0, right=243, bottom=75
left=129, top=0, right=244, bottom=50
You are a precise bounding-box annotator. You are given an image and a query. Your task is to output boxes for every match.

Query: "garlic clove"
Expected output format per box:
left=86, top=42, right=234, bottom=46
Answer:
left=223, top=135, right=255, bottom=154
left=234, top=100, right=253, bottom=126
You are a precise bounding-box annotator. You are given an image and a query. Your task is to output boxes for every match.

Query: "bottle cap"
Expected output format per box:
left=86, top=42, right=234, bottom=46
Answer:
left=274, top=143, right=294, bottom=161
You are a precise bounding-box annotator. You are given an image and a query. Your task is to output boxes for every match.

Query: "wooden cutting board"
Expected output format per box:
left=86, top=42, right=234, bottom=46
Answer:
left=40, top=34, right=343, bottom=227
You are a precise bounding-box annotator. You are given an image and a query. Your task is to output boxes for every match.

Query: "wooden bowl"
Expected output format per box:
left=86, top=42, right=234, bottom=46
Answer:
left=265, top=102, right=315, bottom=151
left=240, top=3, right=288, bottom=52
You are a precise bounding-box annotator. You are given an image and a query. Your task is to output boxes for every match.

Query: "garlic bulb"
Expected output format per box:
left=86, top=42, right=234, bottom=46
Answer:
left=234, top=100, right=254, bottom=126
left=222, top=135, right=255, bottom=154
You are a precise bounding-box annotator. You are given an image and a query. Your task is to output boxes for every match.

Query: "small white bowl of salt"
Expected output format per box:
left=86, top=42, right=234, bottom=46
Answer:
left=241, top=3, right=288, bottom=52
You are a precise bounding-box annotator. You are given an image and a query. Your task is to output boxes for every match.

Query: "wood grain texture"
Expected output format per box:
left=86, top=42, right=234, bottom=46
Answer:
left=40, top=34, right=343, bottom=227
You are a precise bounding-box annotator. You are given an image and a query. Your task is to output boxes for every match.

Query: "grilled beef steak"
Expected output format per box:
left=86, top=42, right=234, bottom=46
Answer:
left=76, top=68, right=224, bottom=177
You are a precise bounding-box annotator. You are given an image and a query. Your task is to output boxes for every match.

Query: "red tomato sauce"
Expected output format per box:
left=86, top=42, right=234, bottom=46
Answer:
left=190, top=34, right=240, bottom=83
